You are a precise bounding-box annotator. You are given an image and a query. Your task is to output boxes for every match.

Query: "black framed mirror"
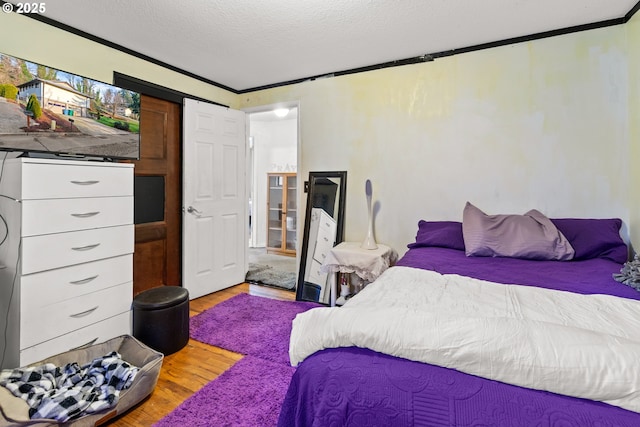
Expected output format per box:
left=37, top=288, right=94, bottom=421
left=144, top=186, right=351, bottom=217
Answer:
left=296, top=171, right=347, bottom=304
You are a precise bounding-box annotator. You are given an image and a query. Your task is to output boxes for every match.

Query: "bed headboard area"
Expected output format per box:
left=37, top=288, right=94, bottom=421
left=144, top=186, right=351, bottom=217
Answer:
left=407, top=215, right=628, bottom=264
left=366, top=191, right=632, bottom=261
left=405, top=202, right=630, bottom=260
left=397, top=205, right=638, bottom=299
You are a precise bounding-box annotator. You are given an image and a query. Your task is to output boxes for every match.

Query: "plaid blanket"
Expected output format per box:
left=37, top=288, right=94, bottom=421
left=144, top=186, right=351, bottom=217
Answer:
left=0, top=351, right=138, bottom=422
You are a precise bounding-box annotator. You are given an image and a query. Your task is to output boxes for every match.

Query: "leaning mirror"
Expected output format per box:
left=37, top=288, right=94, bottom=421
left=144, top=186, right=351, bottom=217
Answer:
left=296, top=171, right=347, bottom=304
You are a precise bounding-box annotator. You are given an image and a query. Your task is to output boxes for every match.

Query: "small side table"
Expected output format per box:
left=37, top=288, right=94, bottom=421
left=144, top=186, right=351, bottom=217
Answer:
left=321, top=242, right=398, bottom=306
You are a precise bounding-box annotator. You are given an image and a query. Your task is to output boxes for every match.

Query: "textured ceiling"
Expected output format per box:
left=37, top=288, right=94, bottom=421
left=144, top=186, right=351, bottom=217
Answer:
left=36, top=0, right=639, bottom=92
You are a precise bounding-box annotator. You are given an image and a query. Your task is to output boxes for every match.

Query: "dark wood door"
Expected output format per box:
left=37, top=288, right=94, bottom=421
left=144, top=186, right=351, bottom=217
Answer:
left=129, top=95, right=182, bottom=295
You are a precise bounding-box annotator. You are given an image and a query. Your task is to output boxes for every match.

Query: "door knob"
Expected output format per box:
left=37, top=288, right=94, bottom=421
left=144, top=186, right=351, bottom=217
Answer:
left=186, top=206, right=202, bottom=216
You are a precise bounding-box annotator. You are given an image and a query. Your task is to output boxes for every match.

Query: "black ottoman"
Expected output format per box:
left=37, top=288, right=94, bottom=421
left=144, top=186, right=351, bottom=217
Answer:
left=132, top=286, right=189, bottom=355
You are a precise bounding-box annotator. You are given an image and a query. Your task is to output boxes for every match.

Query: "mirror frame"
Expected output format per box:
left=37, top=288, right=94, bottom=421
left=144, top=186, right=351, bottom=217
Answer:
left=296, top=171, right=347, bottom=304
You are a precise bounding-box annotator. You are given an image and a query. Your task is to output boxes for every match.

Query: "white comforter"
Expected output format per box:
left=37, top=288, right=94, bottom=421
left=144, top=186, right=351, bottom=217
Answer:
left=290, top=266, right=640, bottom=413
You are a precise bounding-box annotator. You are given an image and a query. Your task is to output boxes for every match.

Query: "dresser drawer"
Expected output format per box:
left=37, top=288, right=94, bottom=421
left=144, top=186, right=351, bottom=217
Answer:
left=22, top=197, right=133, bottom=236
left=317, top=214, right=336, bottom=234
left=21, top=224, right=134, bottom=274
left=21, top=281, right=132, bottom=349
left=307, top=259, right=328, bottom=286
left=20, top=162, right=133, bottom=199
left=21, top=255, right=132, bottom=308
left=20, top=311, right=131, bottom=366
left=312, top=226, right=335, bottom=264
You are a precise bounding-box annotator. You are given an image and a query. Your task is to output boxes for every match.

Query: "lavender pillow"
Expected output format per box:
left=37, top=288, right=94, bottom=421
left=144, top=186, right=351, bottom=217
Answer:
left=550, top=218, right=628, bottom=263
left=462, top=202, right=575, bottom=260
left=407, top=221, right=465, bottom=251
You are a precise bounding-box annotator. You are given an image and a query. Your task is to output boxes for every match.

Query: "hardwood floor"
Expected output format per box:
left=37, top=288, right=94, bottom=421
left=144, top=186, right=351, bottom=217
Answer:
left=105, top=283, right=295, bottom=426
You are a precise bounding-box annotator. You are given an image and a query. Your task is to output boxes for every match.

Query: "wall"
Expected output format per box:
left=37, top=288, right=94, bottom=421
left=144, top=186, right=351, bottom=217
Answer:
left=0, top=12, right=237, bottom=108
left=628, top=12, right=640, bottom=250
left=250, top=116, right=297, bottom=247
left=239, top=25, right=631, bottom=256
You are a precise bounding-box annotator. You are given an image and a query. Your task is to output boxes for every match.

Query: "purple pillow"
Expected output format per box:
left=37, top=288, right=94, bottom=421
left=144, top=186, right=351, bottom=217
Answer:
left=462, top=202, right=575, bottom=261
left=408, top=220, right=465, bottom=251
left=550, top=218, right=628, bottom=264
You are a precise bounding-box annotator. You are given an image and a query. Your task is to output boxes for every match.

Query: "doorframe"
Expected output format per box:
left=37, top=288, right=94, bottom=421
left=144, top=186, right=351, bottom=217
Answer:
left=242, top=102, right=301, bottom=257
left=114, top=73, right=237, bottom=292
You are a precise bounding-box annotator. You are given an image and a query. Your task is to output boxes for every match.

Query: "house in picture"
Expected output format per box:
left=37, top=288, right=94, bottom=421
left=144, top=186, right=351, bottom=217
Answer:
left=17, top=78, right=90, bottom=117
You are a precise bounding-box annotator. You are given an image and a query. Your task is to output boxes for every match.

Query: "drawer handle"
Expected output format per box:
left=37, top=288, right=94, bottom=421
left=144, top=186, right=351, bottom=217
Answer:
left=323, top=237, right=329, bottom=242
left=70, top=180, right=100, bottom=185
left=69, top=275, right=99, bottom=285
left=71, top=243, right=101, bottom=251
left=70, top=306, right=99, bottom=318
left=69, top=337, right=98, bottom=351
left=71, top=211, right=100, bottom=218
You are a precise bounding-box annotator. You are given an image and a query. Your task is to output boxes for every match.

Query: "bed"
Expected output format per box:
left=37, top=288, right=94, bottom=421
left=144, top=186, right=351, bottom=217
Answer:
left=278, top=209, right=640, bottom=427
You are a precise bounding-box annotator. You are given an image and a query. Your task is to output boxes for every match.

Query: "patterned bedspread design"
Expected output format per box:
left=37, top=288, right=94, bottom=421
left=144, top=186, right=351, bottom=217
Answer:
left=281, top=347, right=640, bottom=427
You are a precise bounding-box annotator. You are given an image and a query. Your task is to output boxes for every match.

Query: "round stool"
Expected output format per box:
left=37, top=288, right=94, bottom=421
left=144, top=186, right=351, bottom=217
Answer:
left=132, top=286, right=189, bottom=355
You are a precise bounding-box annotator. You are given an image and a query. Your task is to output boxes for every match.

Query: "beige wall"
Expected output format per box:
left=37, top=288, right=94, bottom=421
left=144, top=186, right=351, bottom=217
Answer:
left=1, top=11, right=636, bottom=256
left=240, top=25, right=631, bottom=256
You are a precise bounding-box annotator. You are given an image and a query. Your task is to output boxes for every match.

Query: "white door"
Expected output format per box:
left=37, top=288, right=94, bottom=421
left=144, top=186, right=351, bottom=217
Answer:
left=183, top=99, right=247, bottom=299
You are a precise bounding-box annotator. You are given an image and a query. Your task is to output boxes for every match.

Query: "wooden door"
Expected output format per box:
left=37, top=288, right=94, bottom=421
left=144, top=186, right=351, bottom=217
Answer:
left=129, top=94, right=181, bottom=296
left=182, top=99, right=247, bottom=299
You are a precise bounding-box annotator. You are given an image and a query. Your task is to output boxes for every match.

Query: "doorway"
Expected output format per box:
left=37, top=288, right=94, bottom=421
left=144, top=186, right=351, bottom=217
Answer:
left=245, top=105, right=299, bottom=291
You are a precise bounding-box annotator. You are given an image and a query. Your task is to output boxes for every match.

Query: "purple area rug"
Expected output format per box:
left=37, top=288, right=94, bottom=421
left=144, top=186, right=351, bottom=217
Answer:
left=154, top=355, right=296, bottom=427
left=189, top=293, right=319, bottom=365
left=154, top=293, right=318, bottom=427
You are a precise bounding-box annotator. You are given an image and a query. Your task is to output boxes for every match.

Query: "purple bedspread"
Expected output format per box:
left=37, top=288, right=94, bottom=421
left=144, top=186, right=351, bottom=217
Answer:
left=278, top=246, right=640, bottom=426
left=280, top=348, right=640, bottom=427
left=397, top=246, right=640, bottom=300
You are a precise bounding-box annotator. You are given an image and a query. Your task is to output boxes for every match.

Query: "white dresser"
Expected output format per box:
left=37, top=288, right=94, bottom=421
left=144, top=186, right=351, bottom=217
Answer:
left=303, top=207, right=337, bottom=303
left=0, top=158, right=134, bottom=369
